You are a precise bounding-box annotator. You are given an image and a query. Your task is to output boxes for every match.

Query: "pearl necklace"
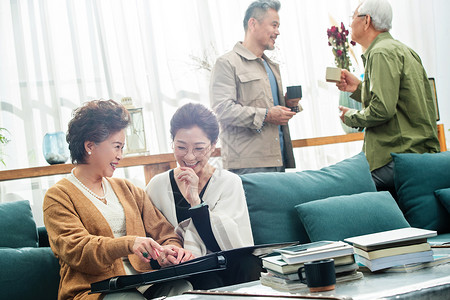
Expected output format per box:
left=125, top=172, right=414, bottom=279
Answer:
left=71, top=168, right=107, bottom=200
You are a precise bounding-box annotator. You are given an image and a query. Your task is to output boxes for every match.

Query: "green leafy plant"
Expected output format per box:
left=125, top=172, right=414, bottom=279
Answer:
left=189, top=43, right=218, bottom=73
left=0, top=128, right=10, bottom=166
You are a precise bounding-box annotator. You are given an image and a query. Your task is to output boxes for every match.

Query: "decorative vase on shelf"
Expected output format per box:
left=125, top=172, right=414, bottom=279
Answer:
left=43, top=132, right=69, bottom=165
left=339, top=91, right=362, bottom=134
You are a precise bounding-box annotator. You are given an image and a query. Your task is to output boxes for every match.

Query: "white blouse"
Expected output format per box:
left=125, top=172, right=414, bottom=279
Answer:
left=146, top=168, right=254, bottom=257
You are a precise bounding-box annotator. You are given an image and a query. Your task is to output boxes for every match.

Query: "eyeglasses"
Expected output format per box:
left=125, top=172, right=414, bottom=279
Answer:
left=172, top=143, right=211, bottom=158
left=349, top=14, right=367, bottom=25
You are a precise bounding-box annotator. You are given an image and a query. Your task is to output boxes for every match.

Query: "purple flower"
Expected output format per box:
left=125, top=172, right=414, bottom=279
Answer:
left=327, top=22, right=353, bottom=70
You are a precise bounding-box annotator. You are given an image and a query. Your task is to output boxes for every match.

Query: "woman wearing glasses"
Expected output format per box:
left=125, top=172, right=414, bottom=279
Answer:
left=146, top=103, right=260, bottom=288
left=43, top=100, right=194, bottom=300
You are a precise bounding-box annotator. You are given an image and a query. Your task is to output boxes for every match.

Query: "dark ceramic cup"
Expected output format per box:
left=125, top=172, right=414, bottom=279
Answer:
left=286, top=85, right=302, bottom=99
left=298, top=259, right=336, bottom=292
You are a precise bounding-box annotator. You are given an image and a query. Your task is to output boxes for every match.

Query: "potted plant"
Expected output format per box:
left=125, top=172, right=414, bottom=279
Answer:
left=0, top=128, right=10, bottom=166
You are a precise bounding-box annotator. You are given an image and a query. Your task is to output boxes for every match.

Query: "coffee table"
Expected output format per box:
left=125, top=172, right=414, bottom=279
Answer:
left=167, top=248, right=450, bottom=299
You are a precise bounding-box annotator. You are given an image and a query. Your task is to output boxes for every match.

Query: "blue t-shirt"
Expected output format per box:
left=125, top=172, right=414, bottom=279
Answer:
left=263, top=59, right=285, bottom=163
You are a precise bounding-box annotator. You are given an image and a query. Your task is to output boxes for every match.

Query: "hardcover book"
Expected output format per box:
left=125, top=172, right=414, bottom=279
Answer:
left=279, top=241, right=354, bottom=265
left=344, top=228, right=437, bottom=250
left=384, top=254, right=450, bottom=273
left=260, top=270, right=363, bottom=293
left=355, top=250, right=434, bottom=272
left=267, top=261, right=358, bottom=281
left=354, top=242, right=431, bottom=260
left=262, top=253, right=355, bottom=274
left=351, top=238, right=428, bottom=252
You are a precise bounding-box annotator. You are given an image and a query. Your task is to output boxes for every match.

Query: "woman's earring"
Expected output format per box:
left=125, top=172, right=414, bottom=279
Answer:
left=88, top=151, right=92, bottom=155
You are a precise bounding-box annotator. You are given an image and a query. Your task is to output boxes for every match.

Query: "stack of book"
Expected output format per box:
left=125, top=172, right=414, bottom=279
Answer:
left=383, top=254, right=450, bottom=273
left=344, top=227, right=437, bottom=272
left=260, top=241, right=362, bottom=292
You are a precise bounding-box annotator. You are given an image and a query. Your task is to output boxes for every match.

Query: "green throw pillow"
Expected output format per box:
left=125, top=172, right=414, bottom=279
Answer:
left=0, top=200, right=38, bottom=248
left=295, top=191, right=410, bottom=242
left=435, top=188, right=450, bottom=214
left=240, top=152, right=377, bottom=244
left=392, top=152, right=450, bottom=233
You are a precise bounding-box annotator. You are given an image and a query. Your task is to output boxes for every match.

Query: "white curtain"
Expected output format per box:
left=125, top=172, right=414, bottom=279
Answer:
left=0, top=0, right=440, bottom=225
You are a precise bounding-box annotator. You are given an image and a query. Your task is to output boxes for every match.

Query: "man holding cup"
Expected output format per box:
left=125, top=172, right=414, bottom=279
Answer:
left=210, top=0, right=301, bottom=175
left=336, top=0, right=440, bottom=197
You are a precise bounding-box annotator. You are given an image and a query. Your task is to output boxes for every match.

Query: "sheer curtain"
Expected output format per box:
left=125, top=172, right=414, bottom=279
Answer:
left=0, top=0, right=439, bottom=225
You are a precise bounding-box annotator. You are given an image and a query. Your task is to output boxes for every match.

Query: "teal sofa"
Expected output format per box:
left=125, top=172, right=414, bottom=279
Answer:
left=241, top=151, right=450, bottom=246
left=0, top=200, right=59, bottom=300
left=1, top=152, right=449, bottom=299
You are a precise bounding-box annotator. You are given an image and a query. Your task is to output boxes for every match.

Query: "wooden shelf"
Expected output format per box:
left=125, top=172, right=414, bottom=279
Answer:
left=1, top=128, right=445, bottom=185
left=292, top=132, right=364, bottom=148
left=0, top=133, right=365, bottom=184
left=0, top=153, right=177, bottom=184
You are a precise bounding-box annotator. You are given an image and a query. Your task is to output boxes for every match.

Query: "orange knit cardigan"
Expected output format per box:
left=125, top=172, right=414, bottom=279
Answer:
left=43, top=177, right=182, bottom=300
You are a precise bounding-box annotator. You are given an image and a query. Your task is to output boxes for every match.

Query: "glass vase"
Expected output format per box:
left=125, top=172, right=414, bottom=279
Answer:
left=339, top=91, right=362, bottom=134
left=43, top=132, right=69, bottom=165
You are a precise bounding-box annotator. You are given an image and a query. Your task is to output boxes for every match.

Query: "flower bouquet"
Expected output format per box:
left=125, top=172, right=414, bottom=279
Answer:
left=327, top=22, right=355, bottom=71
left=327, top=22, right=361, bottom=133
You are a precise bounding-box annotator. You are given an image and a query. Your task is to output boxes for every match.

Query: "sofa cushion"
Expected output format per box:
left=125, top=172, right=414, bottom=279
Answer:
left=435, top=188, right=450, bottom=214
left=392, top=152, right=450, bottom=233
left=0, top=200, right=38, bottom=248
left=240, top=152, right=377, bottom=244
left=295, top=191, right=410, bottom=242
left=0, top=247, right=59, bottom=300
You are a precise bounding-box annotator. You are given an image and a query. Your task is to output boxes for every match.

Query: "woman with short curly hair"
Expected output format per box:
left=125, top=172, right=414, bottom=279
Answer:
left=44, top=99, right=194, bottom=300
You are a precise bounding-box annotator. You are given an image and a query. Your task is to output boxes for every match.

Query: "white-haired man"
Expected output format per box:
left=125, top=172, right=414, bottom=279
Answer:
left=210, top=0, right=300, bottom=175
left=337, top=0, right=440, bottom=197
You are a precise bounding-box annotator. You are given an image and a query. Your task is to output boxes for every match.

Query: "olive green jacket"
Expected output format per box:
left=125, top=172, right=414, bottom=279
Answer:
left=345, top=32, right=440, bottom=171
left=210, top=42, right=295, bottom=169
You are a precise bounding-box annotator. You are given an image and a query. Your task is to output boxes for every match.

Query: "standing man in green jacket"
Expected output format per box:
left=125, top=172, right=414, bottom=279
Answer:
left=337, top=0, right=440, bottom=197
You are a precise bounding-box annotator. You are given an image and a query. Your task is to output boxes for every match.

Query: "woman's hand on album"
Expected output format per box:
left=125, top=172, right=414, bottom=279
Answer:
left=157, top=244, right=195, bottom=267
left=133, top=237, right=164, bottom=263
